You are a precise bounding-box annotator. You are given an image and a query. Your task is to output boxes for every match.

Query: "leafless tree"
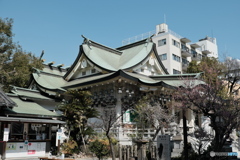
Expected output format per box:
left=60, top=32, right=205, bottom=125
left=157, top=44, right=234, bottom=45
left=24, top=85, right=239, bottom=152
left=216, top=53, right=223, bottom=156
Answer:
left=90, top=107, right=121, bottom=160
left=134, top=94, right=174, bottom=159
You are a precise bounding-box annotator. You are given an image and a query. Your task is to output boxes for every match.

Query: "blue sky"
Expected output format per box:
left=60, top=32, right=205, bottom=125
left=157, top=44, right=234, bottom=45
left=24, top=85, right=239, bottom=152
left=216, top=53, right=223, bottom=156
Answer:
left=1, top=0, right=240, bottom=67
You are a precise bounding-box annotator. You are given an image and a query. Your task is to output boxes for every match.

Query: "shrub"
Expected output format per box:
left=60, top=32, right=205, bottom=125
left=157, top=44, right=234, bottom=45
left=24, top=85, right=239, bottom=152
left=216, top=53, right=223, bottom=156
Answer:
left=89, top=139, right=110, bottom=160
left=61, top=139, right=78, bottom=155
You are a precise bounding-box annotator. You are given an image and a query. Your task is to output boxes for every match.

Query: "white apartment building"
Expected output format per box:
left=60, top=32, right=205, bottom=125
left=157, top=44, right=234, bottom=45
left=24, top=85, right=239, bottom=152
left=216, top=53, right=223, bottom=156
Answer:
left=122, top=23, right=218, bottom=74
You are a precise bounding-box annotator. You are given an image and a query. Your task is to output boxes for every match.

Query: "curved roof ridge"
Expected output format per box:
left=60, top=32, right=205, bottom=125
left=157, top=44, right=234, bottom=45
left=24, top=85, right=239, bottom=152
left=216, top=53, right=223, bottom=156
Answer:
left=82, top=35, right=122, bottom=55
left=116, top=38, right=150, bottom=51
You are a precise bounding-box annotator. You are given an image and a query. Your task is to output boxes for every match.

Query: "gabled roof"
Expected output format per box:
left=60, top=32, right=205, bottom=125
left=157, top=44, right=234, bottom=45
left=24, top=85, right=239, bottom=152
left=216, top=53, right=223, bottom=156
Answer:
left=10, top=86, right=55, bottom=101
left=29, top=37, right=204, bottom=95
left=0, top=88, right=17, bottom=107
left=64, top=37, right=168, bottom=79
left=31, top=72, right=66, bottom=92
left=5, top=94, right=60, bottom=118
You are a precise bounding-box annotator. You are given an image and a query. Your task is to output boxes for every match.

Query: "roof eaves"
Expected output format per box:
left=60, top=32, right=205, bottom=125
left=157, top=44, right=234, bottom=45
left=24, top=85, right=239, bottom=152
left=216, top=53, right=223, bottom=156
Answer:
left=152, top=43, right=169, bottom=74
left=63, top=45, right=82, bottom=79
left=0, top=88, right=17, bottom=107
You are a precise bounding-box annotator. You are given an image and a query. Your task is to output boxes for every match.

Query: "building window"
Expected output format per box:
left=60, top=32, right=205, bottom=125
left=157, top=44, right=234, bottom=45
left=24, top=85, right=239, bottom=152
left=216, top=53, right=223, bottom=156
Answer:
left=82, top=71, right=86, bottom=76
left=172, top=54, right=181, bottom=62
left=158, top=38, right=166, bottom=46
left=159, top=53, right=167, bottom=61
left=91, top=69, right=96, bottom=73
left=172, top=39, right=180, bottom=48
left=173, top=69, right=181, bottom=74
left=11, top=123, right=24, bottom=135
left=182, top=58, right=189, bottom=65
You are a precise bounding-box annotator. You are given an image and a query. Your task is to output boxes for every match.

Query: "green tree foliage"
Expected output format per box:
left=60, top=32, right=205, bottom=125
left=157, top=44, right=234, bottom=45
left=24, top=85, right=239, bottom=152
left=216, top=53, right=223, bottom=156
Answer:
left=0, top=18, right=14, bottom=62
left=186, top=60, right=200, bottom=73
left=58, top=90, right=98, bottom=151
left=0, top=18, right=43, bottom=92
left=60, top=138, right=78, bottom=155
left=89, top=139, right=110, bottom=160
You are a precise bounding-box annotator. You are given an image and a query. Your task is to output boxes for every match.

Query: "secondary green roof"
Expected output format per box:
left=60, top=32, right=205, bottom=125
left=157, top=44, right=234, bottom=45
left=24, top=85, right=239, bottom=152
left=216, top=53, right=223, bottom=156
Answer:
left=6, top=95, right=60, bottom=118
left=0, top=88, right=16, bottom=107
left=11, top=87, right=54, bottom=101
left=32, top=72, right=66, bottom=92
left=0, top=116, right=65, bottom=124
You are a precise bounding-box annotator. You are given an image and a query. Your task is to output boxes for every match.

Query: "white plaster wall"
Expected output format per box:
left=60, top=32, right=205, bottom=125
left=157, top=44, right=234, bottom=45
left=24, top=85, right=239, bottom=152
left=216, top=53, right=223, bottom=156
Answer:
left=152, top=34, right=172, bottom=73
left=196, top=39, right=218, bottom=58
left=152, top=24, right=218, bottom=74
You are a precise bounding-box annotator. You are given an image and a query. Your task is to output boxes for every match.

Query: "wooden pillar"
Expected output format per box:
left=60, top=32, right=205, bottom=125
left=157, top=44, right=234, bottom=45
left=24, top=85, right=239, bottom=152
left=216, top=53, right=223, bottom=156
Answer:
left=1, top=141, right=6, bottom=160
left=57, top=139, right=60, bottom=153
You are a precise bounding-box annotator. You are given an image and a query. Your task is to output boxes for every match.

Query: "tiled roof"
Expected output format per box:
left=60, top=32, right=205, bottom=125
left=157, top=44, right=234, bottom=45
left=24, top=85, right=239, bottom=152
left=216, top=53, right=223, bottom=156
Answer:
left=6, top=94, right=60, bottom=117
left=0, top=88, right=17, bottom=107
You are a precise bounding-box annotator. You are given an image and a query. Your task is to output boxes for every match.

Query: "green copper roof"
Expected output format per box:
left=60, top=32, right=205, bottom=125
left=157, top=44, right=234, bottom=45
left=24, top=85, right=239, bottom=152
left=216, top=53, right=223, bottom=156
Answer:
left=119, top=43, right=153, bottom=69
left=32, top=73, right=66, bottom=91
left=161, top=79, right=205, bottom=87
left=123, top=71, right=159, bottom=84
left=82, top=40, right=154, bottom=71
left=0, top=116, right=65, bottom=124
left=63, top=72, right=116, bottom=89
left=7, top=95, right=60, bottom=117
left=0, top=88, right=17, bottom=107
left=11, top=87, right=54, bottom=101
left=82, top=44, right=120, bottom=71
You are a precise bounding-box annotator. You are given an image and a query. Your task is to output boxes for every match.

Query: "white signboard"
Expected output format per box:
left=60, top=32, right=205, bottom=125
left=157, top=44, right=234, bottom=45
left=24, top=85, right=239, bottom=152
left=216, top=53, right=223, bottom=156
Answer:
left=6, top=142, right=46, bottom=158
left=3, top=128, right=9, bottom=141
left=56, top=129, right=63, bottom=146
left=157, top=135, right=171, bottom=160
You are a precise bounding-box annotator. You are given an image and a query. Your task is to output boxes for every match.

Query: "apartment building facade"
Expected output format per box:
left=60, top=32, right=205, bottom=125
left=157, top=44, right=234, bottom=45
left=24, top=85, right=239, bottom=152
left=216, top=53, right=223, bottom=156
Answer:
left=123, top=23, right=218, bottom=74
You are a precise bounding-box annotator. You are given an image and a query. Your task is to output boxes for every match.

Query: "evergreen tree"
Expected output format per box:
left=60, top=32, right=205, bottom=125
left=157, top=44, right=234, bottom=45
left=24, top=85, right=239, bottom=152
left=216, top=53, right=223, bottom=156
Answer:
left=58, top=90, right=98, bottom=152
left=0, top=17, right=43, bottom=92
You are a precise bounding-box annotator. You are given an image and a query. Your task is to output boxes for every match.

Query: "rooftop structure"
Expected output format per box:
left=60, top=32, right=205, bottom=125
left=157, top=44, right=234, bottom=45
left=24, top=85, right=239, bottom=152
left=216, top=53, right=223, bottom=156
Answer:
left=122, top=23, right=218, bottom=74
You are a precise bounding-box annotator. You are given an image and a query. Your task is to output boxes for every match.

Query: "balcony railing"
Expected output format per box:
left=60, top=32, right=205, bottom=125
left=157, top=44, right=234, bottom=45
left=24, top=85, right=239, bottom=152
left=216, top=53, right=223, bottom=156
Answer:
left=122, top=28, right=183, bottom=46
left=182, top=59, right=189, bottom=71
left=181, top=44, right=191, bottom=57
left=192, top=53, right=202, bottom=61
left=122, top=30, right=156, bottom=46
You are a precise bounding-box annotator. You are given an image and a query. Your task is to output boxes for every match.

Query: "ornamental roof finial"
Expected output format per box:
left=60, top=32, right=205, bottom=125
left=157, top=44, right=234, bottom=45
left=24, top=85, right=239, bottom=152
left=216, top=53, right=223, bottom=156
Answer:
left=81, top=35, right=92, bottom=49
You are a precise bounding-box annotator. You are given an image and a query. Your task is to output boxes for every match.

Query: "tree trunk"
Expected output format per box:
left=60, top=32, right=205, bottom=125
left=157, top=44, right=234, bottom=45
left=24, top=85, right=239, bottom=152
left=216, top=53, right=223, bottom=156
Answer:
left=107, top=134, right=116, bottom=160
left=183, top=109, right=188, bottom=160
left=79, top=125, right=86, bottom=151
